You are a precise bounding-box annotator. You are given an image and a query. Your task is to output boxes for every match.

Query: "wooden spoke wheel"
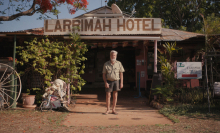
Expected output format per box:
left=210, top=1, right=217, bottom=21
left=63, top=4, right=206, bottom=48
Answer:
left=0, top=63, right=22, bottom=109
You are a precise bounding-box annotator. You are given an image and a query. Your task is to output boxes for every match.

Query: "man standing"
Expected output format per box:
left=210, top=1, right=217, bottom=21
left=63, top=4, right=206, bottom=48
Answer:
left=102, top=50, right=125, bottom=115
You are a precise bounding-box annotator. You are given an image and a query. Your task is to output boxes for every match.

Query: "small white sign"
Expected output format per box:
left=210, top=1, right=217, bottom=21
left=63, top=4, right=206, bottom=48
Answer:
left=136, top=60, right=141, bottom=65
left=177, top=62, right=202, bottom=79
left=141, top=71, right=145, bottom=77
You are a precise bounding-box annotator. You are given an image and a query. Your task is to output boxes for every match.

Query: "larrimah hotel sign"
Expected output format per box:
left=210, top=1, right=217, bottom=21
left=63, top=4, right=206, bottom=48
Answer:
left=44, top=18, right=161, bottom=35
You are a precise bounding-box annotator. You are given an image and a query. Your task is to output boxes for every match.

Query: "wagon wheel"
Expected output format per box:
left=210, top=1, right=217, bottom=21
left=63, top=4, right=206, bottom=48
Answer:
left=0, top=63, right=22, bottom=109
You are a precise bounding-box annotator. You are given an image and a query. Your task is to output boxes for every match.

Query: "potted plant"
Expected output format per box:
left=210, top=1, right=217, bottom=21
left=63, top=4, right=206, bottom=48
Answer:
left=22, top=88, right=41, bottom=108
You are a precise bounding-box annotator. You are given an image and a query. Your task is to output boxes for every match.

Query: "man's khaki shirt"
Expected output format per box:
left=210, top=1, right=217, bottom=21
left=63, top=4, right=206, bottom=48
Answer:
left=102, top=60, right=125, bottom=81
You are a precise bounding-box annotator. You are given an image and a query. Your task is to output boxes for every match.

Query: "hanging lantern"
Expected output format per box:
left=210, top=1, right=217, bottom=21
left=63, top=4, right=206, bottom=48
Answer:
left=132, top=41, right=138, bottom=47
left=91, top=43, right=97, bottom=49
left=103, top=42, right=107, bottom=48
left=122, top=41, right=128, bottom=47
left=112, top=42, right=118, bottom=48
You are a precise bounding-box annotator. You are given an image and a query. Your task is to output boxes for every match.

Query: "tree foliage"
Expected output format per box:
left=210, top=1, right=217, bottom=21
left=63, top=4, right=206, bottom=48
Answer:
left=0, top=0, right=88, bottom=21
left=198, top=13, right=220, bottom=52
left=17, top=33, right=88, bottom=91
left=108, top=0, right=220, bottom=32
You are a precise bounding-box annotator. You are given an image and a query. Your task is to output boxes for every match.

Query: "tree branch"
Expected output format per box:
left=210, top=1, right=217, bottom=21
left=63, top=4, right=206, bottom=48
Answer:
left=0, top=0, right=40, bottom=21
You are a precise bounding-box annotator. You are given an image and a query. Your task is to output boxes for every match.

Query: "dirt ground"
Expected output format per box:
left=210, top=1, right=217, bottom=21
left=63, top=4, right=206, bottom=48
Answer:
left=63, top=94, right=173, bottom=127
left=0, top=109, right=220, bottom=133
left=0, top=88, right=220, bottom=133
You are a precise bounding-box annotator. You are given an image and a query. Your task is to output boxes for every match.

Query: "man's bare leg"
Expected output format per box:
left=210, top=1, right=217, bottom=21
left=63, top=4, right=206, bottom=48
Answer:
left=105, top=92, right=111, bottom=114
left=112, top=91, right=118, bottom=113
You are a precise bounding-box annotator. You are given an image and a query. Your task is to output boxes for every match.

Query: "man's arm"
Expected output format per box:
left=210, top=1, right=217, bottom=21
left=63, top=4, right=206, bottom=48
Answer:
left=103, top=73, right=109, bottom=88
left=120, top=72, right=123, bottom=89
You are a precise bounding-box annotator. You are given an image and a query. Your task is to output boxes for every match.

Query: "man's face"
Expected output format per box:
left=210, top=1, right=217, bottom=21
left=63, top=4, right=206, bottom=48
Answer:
left=110, top=52, right=117, bottom=61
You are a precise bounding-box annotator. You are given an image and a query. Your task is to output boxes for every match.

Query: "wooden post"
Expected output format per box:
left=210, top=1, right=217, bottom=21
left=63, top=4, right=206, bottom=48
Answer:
left=67, top=83, right=70, bottom=105
left=205, top=58, right=210, bottom=113
left=10, top=35, right=17, bottom=108
left=154, top=40, right=157, bottom=73
left=153, top=40, right=157, bottom=100
left=144, top=43, right=146, bottom=90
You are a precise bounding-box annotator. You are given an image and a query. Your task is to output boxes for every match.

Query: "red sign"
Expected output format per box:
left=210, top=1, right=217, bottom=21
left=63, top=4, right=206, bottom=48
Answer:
left=182, top=74, right=197, bottom=77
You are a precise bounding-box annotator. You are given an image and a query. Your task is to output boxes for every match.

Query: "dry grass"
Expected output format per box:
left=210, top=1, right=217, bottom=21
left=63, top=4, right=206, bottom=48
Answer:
left=0, top=106, right=220, bottom=133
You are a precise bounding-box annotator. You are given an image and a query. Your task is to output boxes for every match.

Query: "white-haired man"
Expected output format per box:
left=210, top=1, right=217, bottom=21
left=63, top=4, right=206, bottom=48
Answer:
left=102, top=50, right=125, bottom=115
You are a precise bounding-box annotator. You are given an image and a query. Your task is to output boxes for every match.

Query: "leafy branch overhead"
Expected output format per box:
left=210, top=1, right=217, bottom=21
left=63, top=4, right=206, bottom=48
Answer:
left=0, top=0, right=88, bottom=21
left=17, top=33, right=88, bottom=91
left=198, top=13, right=220, bottom=52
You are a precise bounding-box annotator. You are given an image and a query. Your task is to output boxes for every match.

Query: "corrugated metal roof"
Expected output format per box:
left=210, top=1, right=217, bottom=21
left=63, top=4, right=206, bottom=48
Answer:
left=160, top=28, right=204, bottom=41
left=0, top=27, right=44, bottom=35
left=0, top=30, right=26, bottom=33
left=0, top=27, right=204, bottom=41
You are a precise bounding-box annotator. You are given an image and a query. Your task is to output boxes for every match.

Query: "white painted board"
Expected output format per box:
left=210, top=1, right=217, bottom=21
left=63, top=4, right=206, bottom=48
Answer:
left=177, top=62, right=202, bottom=79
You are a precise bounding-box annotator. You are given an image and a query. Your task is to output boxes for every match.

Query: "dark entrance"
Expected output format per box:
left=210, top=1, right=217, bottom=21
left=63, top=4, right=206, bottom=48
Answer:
left=82, top=46, right=136, bottom=89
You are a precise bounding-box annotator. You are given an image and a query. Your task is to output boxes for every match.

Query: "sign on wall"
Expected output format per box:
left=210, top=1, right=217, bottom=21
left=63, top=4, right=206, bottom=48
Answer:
left=44, top=18, right=161, bottom=35
left=177, top=62, right=202, bottom=79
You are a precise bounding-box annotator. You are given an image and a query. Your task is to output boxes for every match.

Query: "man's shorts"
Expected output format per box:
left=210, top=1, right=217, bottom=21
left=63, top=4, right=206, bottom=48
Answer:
left=105, top=80, right=121, bottom=92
